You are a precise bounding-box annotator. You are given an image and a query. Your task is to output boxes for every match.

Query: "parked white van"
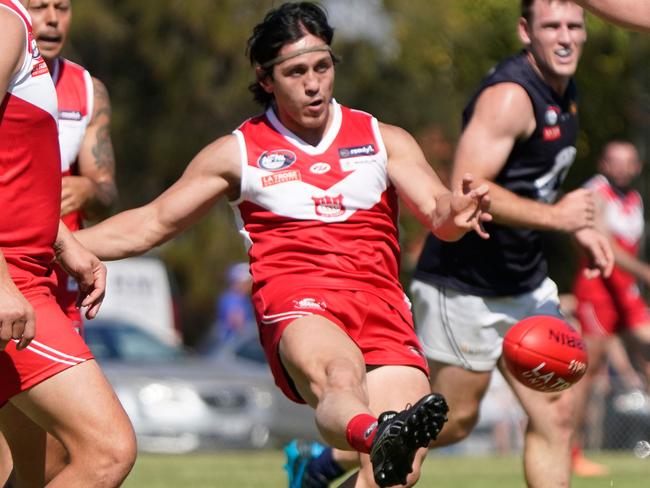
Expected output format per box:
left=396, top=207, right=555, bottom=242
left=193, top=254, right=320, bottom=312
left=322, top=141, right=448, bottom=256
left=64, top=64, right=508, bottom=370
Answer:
left=97, top=256, right=181, bottom=346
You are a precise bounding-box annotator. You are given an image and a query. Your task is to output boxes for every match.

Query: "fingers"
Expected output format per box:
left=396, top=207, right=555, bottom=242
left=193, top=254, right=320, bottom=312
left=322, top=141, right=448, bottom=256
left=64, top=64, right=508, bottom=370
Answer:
left=460, top=173, right=474, bottom=194
left=16, top=313, right=35, bottom=350
left=0, top=312, right=35, bottom=351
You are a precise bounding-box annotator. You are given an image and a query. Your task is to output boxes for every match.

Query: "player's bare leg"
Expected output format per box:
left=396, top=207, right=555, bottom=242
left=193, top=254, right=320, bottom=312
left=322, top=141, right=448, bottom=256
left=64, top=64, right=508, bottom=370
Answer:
left=0, top=432, right=13, bottom=486
left=280, top=316, right=446, bottom=487
left=570, top=336, right=610, bottom=477
left=0, top=403, right=46, bottom=487
left=8, top=360, right=136, bottom=488
left=426, top=361, right=492, bottom=446
left=499, top=357, right=574, bottom=488
left=337, top=366, right=439, bottom=487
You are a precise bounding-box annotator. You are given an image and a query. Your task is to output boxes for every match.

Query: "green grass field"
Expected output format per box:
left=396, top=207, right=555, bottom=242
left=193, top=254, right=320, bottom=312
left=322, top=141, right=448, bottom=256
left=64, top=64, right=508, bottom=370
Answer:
left=123, top=450, right=649, bottom=487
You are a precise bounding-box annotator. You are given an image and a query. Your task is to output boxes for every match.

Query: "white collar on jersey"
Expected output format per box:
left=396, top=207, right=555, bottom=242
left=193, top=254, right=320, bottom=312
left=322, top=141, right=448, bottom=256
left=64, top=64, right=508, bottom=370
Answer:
left=265, top=99, right=342, bottom=156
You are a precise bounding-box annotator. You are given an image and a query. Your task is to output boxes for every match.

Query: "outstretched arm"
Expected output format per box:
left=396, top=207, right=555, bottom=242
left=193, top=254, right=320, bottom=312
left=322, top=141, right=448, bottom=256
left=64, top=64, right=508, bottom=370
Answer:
left=573, top=0, right=650, bottom=32
left=61, top=77, right=118, bottom=220
left=383, top=123, right=491, bottom=242
left=75, top=134, right=240, bottom=260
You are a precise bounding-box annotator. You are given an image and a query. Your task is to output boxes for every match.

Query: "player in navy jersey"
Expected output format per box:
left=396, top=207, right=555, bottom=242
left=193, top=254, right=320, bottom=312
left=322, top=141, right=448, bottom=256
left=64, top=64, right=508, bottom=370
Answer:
left=289, top=1, right=614, bottom=487
left=75, top=3, right=493, bottom=486
left=411, top=1, right=612, bottom=486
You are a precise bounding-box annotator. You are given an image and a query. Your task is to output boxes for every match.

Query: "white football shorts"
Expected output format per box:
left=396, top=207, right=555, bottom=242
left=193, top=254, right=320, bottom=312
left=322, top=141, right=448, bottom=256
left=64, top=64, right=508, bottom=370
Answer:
left=410, top=277, right=563, bottom=372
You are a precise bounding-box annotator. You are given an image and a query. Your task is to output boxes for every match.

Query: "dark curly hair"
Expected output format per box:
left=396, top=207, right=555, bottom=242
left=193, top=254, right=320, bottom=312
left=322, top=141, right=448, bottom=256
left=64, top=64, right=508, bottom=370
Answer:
left=246, top=2, right=335, bottom=107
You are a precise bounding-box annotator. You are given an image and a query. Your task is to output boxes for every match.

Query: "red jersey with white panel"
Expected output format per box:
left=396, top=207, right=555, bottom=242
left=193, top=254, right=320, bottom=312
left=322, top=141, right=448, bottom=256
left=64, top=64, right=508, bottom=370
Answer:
left=232, top=100, right=403, bottom=300
left=0, top=0, right=60, bottom=286
left=574, top=174, right=648, bottom=334
left=52, top=56, right=93, bottom=231
left=51, top=57, right=93, bottom=328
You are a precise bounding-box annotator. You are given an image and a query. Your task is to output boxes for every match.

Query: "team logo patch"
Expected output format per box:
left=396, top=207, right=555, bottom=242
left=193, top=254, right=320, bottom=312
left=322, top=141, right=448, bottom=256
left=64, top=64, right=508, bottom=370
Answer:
left=309, top=162, right=331, bottom=174
left=338, top=144, right=376, bottom=159
left=293, top=298, right=326, bottom=311
left=312, top=194, right=345, bottom=217
left=261, top=169, right=301, bottom=188
left=544, top=106, right=560, bottom=126
left=59, top=110, right=83, bottom=122
left=257, top=149, right=297, bottom=171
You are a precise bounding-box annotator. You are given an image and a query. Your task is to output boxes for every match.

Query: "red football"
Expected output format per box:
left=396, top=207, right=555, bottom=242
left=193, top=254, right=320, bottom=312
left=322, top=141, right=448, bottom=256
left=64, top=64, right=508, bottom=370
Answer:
left=502, top=315, right=588, bottom=392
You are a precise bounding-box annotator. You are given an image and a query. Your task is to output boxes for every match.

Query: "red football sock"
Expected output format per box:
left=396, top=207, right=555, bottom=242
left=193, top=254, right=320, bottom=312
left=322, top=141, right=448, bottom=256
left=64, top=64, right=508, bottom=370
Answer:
left=346, top=413, right=379, bottom=453
left=571, top=444, right=582, bottom=461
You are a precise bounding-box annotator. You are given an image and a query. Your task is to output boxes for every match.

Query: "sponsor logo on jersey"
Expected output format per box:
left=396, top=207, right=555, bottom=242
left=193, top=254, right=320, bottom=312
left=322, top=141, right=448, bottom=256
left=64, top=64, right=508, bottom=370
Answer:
left=312, top=194, right=345, bottom=217
left=59, top=110, right=83, bottom=122
left=339, top=156, right=375, bottom=172
left=544, top=106, right=560, bottom=126
left=257, top=149, right=297, bottom=171
left=309, top=162, right=331, bottom=174
left=293, top=298, right=327, bottom=311
left=261, top=169, right=301, bottom=188
left=543, top=126, right=561, bottom=141
left=338, top=144, right=376, bottom=159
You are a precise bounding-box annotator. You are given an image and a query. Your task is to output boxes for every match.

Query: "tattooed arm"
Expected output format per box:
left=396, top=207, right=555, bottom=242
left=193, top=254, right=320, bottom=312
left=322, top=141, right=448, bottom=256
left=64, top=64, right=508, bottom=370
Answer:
left=61, top=76, right=118, bottom=221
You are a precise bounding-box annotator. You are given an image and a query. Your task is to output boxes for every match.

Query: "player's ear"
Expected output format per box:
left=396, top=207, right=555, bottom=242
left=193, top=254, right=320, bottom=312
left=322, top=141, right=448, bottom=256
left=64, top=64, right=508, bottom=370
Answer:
left=517, top=17, right=532, bottom=46
left=256, top=67, right=274, bottom=94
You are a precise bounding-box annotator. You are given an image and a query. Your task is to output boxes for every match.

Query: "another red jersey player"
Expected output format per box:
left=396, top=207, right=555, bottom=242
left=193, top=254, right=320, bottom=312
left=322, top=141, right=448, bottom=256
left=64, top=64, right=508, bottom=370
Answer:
left=0, top=1, right=134, bottom=486
left=76, top=3, right=491, bottom=486
left=572, top=140, right=650, bottom=475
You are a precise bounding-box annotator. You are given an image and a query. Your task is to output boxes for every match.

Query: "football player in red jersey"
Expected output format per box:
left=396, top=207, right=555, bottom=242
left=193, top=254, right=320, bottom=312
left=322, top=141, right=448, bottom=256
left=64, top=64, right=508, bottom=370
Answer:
left=76, top=3, right=491, bottom=486
left=0, top=1, right=134, bottom=486
left=572, top=141, right=650, bottom=476
left=0, top=1, right=120, bottom=485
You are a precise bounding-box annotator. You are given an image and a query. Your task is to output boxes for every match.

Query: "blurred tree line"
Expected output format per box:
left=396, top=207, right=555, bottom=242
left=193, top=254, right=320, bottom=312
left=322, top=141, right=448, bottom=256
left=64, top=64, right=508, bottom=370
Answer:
left=65, top=1, right=649, bottom=347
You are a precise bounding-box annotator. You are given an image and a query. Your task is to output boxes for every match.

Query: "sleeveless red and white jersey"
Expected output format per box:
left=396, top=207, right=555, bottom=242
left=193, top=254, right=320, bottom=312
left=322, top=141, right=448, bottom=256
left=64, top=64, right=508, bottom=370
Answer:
left=232, top=100, right=403, bottom=296
left=587, top=174, right=644, bottom=254
left=0, top=0, right=60, bottom=277
left=51, top=57, right=93, bottom=231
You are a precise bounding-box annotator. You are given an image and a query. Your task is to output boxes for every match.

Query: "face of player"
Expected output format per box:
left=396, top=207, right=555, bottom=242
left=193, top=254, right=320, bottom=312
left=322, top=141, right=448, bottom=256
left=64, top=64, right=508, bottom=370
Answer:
left=599, top=143, right=642, bottom=190
left=259, top=33, right=335, bottom=146
left=518, top=0, right=586, bottom=93
left=28, top=0, right=72, bottom=64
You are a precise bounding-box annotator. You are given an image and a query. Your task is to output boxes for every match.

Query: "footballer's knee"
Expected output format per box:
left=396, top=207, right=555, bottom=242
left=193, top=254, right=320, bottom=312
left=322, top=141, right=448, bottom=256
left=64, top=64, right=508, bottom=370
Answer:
left=434, top=403, right=480, bottom=445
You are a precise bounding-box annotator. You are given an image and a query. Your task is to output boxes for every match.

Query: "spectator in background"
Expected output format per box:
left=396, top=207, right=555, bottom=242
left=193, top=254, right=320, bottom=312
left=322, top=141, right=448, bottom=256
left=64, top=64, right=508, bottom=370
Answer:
left=572, top=140, right=650, bottom=476
left=202, top=262, right=255, bottom=354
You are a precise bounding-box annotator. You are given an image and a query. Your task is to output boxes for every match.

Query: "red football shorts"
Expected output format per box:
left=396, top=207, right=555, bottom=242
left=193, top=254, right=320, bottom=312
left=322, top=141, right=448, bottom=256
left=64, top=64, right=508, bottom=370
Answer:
left=53, top=263, right=83, bottom=334
left=252, top=283, right=429, bottom=404
left=574, top=271, right=650, bottom=337
left=0, top=289, right=93, bottom=406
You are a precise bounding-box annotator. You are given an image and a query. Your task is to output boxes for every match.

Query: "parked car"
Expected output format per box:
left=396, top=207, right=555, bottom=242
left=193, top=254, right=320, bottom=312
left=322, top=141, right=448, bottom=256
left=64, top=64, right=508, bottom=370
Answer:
left=84, top=319, right=317, bottom=452
left=207, top=333, right=320, bottom=444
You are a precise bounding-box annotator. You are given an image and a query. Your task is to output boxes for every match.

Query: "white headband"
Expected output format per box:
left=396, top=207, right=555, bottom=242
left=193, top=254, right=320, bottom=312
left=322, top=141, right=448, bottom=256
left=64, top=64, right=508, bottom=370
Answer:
left=260, top=45, right=333, bottom=70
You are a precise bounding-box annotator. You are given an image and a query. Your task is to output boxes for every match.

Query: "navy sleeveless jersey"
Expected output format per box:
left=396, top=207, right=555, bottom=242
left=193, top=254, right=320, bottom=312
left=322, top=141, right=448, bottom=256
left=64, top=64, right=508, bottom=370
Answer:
left=415, top=51, right=578, bottom=296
